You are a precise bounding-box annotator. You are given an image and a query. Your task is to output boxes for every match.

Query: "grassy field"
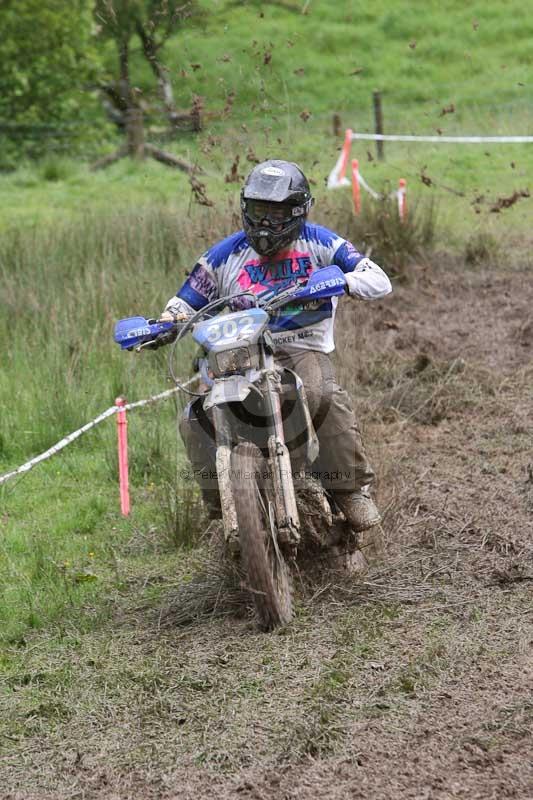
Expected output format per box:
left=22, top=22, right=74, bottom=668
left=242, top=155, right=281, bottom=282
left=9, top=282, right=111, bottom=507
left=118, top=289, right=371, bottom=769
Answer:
left=1, top=0, right=531, bottom=681
left=2, top=257, right=532, bottom=799
left=2, top=0, right=532, bottom=236
left=1, top=2, right=532, bottom=796
left=0, top=206, right=208, bottom=647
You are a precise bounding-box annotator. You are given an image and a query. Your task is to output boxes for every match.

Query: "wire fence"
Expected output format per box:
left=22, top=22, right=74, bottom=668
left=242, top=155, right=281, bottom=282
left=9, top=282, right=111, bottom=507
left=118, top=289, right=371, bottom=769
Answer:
left=1, top=94, right=532, bottom=144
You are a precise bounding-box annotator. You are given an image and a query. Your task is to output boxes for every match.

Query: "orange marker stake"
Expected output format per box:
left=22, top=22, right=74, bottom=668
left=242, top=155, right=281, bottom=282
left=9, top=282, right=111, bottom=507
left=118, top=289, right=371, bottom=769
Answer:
left=338, top=128, right=353, bottom=182
left=115, top=397, right=130, bottom=516
left=398, top=178, right=407, bottom=221
left=351, top=159, right=361, bottom=215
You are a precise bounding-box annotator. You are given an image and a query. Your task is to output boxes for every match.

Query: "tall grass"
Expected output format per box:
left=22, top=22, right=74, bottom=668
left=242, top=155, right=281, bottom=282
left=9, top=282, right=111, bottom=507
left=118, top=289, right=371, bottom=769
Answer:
left=0, top=206, right=210, bottom=462
left=0, top=196, right=437, bottom=464
left=0, top=205, right=224, bottom=643
left=323, top=191, right=436, bottom=277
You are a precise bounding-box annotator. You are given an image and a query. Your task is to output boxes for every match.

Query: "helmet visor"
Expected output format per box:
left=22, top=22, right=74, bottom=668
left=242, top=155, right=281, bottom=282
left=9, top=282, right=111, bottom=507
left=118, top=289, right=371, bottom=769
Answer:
left=244, top=199, right=305, bottom=229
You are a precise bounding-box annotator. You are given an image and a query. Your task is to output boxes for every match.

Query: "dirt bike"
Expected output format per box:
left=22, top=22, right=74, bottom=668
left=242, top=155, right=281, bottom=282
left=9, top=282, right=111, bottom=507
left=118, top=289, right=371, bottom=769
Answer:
left=114, top=265, right=363, bottom=631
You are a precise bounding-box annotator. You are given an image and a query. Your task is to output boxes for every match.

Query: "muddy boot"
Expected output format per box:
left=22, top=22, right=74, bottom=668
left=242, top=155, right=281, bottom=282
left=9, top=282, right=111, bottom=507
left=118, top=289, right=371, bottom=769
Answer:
left=326, top=543, right=369, bottom=576
left=333, top=488, right=381, bottom=533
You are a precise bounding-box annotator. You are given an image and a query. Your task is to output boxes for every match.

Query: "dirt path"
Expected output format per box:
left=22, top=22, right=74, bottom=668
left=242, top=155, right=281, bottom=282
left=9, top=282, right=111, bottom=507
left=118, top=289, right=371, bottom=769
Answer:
left=2, top=262, right=532, bottom=800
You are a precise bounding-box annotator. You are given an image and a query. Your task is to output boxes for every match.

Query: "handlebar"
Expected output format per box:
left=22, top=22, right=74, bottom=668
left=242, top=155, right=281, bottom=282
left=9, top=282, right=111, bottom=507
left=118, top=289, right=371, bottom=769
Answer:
left=152, top=284, right=305, bottom=351
left=116, top=265, right=348, bottom=353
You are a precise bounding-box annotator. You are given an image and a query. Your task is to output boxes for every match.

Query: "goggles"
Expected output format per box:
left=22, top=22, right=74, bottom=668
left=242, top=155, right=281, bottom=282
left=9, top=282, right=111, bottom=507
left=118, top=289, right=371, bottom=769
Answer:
left=244, top=199, right=305, bottom=227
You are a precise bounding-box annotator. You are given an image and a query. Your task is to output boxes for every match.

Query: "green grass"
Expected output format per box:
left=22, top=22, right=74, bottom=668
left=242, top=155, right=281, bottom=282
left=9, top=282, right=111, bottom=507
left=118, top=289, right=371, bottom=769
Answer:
left=1, top=451, right=146, bottom=645
left=155, top=0, right=533, bottom=121
left=1, top=0, right=532, bottom=238
left=0, top=439, right=205, bottom=646
left=1, top=0, right=532, bottom=717
left=0, top=205, right=211, bottom=643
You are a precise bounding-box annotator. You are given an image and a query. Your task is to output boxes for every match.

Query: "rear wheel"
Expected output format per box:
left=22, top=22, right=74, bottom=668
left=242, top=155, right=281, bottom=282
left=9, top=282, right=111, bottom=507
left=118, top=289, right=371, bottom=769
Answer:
left=231, top=442, right=293, bottom=630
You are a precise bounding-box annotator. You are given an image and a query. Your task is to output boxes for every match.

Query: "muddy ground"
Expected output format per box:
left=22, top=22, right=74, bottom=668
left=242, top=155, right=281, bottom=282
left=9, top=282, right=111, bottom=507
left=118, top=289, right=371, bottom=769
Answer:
left=2, top=258, right=533, bottom=799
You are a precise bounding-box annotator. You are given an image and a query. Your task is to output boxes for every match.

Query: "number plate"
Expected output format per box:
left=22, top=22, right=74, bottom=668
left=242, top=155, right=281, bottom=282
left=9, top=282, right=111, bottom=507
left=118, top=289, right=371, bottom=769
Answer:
left=193, top=308, right=268, bottom=351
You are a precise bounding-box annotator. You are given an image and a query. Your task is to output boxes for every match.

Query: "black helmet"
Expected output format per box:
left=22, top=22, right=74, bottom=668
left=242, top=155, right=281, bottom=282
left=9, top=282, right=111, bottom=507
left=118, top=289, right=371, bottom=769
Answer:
left=241, top=160, right=314, bottom=256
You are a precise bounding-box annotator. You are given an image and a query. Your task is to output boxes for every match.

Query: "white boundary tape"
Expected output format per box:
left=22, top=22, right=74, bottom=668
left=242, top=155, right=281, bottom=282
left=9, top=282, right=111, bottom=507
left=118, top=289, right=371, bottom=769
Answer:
left=349, top=132, right=533, bottom=144
left=358, top=171, right=382, bottom=200
left=0, top=377, right=198, bottom=487
left=327, top=151, right=350, bottom=188
left=329, top=127, right=533, bottom=195
left=329, top=151, right=396, bottom=199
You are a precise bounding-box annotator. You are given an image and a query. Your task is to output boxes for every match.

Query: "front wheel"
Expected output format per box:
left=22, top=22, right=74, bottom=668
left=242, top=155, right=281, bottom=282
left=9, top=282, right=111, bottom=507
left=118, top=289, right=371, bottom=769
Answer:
left=231, top=442, right=293, bottom=631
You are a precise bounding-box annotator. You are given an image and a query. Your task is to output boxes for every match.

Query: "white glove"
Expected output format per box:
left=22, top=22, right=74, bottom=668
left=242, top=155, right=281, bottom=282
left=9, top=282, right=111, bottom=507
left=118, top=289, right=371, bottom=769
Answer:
left=160, top=297, right=195, bottom=322
left=345, top=258, right=392, bottom=300
left=159, top=309, right=189, bottom=323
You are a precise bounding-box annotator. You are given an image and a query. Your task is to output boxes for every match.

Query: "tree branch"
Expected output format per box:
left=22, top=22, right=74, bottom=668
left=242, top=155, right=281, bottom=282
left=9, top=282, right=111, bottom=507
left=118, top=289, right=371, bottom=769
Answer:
left=146, top=2, right=194, bottom=49
left=226, top=0, right=302, bottom=12
left=90, top=145, right=128, bottom=171
left=145, top=143, right=201, bottom=174
left=135, top=19, right=176, bottom=117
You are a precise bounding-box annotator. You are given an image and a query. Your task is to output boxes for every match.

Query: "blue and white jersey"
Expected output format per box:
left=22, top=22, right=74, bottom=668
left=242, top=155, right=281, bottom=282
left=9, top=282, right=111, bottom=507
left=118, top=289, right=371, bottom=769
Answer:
left=165, top=223, right=392, bottom=354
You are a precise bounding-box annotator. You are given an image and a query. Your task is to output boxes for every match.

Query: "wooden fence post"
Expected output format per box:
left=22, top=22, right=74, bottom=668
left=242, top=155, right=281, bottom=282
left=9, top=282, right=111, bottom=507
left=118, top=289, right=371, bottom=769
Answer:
left=351, top=159, right=361, bottom=215
left=373, top=90, right=384, bottom=161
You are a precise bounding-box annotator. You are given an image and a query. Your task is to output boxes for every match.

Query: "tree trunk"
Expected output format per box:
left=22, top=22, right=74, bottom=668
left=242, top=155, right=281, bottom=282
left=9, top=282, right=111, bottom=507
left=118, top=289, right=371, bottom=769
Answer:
left=126, top=107, right=145, bottom=159
left=118, top=39, right=131, bottom=106
left=136, top=21, right=177, bottom=122
left=118, top=38, right=145, bottom=159
left=91, top=22, right=199, bottom=173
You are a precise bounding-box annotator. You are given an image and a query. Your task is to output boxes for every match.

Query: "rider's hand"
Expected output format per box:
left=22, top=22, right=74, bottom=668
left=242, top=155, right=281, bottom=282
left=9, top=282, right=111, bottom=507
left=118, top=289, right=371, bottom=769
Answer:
left=159, top=310, right=189, bottom=323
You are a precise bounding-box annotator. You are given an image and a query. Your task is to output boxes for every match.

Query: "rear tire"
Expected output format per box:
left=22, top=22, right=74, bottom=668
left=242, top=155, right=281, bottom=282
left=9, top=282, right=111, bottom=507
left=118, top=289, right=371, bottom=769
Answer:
left=231, top=442, right=293, bottom=631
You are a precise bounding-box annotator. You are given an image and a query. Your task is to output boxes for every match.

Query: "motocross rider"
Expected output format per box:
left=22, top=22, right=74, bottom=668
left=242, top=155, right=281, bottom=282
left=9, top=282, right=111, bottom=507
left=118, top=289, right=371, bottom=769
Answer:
left=160, top=160, right=392, bottom=536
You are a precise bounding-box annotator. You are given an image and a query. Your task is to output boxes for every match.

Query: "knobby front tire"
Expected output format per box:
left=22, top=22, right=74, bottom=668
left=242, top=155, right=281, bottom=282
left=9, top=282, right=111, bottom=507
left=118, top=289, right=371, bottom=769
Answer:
left=231, top=442, right=293, bottom=631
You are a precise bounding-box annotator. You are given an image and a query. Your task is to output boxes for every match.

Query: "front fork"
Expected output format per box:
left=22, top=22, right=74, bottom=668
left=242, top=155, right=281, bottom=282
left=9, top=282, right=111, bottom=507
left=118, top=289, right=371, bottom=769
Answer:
left=262, top=357, right=301, bottom=548
left=212, top=360, right=301, bottom=553
left=212, top=406, right=240, bottom=553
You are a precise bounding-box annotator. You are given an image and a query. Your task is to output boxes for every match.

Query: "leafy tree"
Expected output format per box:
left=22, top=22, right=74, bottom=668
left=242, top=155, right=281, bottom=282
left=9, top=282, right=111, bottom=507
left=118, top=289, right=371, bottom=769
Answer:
left=95, top=0, right=188, bottom=114
left=92, top=1, right=199, bottom=171
left=0, top=0, right=98, bottom=164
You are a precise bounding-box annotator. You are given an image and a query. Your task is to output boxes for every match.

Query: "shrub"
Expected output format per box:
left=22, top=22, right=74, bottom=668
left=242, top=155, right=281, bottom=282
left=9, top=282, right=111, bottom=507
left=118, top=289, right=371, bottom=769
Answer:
left=321, top=191, right=437, bottom=279
left=464, top=230, right=501, bottom=266
left=38, top=156, right=74, bottom=183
